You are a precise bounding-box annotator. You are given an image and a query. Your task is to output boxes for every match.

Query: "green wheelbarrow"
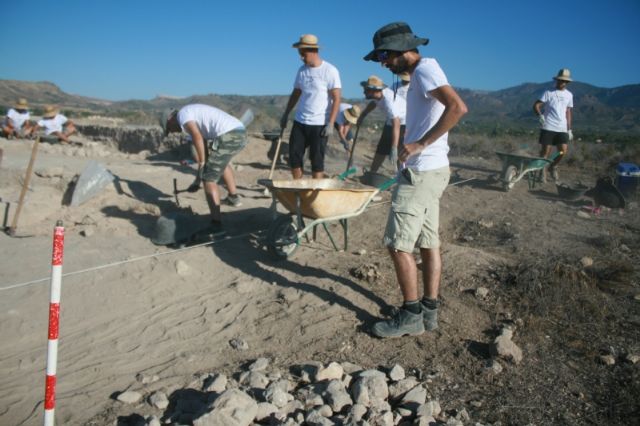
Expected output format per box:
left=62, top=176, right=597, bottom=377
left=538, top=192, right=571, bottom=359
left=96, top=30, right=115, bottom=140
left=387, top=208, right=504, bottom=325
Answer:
left=259, top=175, right=396, bottom=259
left=496, top=151, right=561, bottom=191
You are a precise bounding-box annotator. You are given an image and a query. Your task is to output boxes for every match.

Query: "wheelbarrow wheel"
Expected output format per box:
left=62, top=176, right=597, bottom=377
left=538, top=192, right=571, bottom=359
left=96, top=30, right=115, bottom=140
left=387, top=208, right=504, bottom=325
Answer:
left=502, top=165, right=518, bottom=191
left=266, top=215, right=300, bottom=260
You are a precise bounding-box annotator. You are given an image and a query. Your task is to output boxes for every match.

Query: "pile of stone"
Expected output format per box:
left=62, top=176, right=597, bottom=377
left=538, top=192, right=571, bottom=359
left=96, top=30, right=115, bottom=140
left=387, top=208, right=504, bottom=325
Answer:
left=116, top=359, right=480, bottom=426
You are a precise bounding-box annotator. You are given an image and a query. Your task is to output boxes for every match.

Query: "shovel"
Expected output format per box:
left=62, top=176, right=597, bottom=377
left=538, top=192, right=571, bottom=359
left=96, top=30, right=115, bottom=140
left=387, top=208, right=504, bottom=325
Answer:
left=6, top=137, right=40, bottom=237
left=263, top=127, right=286, bottom=196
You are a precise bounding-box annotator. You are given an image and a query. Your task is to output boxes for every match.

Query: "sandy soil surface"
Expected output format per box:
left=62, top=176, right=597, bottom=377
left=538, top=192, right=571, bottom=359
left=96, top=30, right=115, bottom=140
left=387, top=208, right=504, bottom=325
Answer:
left=0, top=133, right=639, bottom=425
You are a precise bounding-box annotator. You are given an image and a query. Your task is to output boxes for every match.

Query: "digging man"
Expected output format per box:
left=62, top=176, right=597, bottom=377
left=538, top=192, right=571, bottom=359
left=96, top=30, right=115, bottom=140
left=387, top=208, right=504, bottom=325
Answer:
left=164, top=104, right=247, bottom=235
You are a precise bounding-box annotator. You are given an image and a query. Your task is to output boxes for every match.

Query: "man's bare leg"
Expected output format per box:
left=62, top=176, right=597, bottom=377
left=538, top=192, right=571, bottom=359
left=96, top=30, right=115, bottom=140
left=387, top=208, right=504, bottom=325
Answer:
left=420, top=247, right=442, bottom=299
left=369, top=153, right=386, bottom=174
left=221, top=165, right=237, bottom=195
left=312, top=171, right=324, bottom=179
left=292, top=167, right=303, bottom=179
left=204, top=181, right=222, bottom=222
left=389, top=249, right=419, bottom=301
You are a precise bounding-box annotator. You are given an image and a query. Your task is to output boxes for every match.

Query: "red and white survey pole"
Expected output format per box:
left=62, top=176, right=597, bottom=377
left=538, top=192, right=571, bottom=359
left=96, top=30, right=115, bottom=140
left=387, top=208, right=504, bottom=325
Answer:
left=44, top=221, right=64, bottom=426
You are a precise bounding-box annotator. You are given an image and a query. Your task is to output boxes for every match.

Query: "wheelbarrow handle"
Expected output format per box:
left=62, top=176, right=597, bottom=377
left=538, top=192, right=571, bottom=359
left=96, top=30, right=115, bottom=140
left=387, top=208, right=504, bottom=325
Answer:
left=337, top=167, right=357, bottom=181
left=377, top=177, right=398, bottom=191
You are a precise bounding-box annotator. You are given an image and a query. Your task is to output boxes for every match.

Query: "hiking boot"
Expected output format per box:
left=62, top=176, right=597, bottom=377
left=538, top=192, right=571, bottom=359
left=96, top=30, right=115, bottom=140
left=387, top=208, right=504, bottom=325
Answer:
left=222, top=194, right=242, bottom=207
left=420, top=302, right=439, bottom=331
left=371, top=307, right=424, bottom=338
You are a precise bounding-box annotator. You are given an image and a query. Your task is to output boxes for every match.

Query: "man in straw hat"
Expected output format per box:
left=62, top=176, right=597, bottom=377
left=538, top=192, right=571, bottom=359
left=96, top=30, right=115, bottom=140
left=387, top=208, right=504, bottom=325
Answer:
left=2, top=98, right=36, bottom=139
left=335, top=103, right=360, bottom=151
left=37, top=105, right=77, bottom=143
left=280, top=34, right=342, bottom=179
left=163, top=103, right=247, bottom=236
left=357, top=75, right=407, bottom=172
left=533, top=68, right=574, bottom=183
left=364, top=22, right=467, bottom=338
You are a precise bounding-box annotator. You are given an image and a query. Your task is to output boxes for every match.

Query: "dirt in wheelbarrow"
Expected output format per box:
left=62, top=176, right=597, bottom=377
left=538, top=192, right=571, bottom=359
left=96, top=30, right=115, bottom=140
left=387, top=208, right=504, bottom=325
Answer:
left=1, top=133, right=639, bottom=425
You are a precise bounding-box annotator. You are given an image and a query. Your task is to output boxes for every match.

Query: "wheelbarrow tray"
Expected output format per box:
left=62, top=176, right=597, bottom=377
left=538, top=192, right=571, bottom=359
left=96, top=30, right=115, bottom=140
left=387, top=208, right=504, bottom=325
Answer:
left=267, top=178, right=379, bottom=220
left=495, top=151, right=551, bottom=169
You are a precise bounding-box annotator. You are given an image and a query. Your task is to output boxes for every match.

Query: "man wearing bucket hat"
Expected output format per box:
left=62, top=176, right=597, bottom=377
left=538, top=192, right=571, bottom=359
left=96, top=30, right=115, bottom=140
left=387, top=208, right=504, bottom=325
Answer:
left=335, top=103, right=360, bottom=151
left=533, top=68, right=574, bottom=183
left=2, top=98, right=36, bottom=139
left=280, top=34, right=342, bottom=179
left=357, top=75, right=407, bottom=173
left=364, top=22, right=467, bottom=338
left=163, top=104, right=247, bottom=236
left=36, top=105, right=77, bottom=143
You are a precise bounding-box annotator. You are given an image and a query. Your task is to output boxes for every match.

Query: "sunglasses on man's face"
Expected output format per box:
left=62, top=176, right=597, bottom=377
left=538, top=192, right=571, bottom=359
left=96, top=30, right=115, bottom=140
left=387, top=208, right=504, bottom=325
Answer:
left=376, top=50, right=399, bottom=62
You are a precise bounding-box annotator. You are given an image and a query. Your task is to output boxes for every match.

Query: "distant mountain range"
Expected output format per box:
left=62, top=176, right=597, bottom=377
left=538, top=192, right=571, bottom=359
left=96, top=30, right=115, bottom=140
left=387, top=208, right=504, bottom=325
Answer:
left=1, top=79, right=638, bottom=140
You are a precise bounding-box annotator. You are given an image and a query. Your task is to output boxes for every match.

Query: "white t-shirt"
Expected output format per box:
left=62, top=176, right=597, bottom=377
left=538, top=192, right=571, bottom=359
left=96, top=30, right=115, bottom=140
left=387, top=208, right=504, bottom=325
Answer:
left=377, top=87, right=406, bottom=126
left=177, top=104, right=243, bottom=140
left=6, top=108, right=30, bottom=129
left=539, top=89, right=573, bottom=132
left=38, top=114, right=68, bottom=135
left=404, top=58, right=450, bottom=171
left=293, top=60, right=341, bottom=126
left=335, top=103, right=352, bottom=126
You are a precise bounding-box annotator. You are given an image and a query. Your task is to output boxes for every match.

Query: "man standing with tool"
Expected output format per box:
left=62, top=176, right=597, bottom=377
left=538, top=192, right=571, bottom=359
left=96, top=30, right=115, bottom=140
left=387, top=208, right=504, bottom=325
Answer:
left=533, top=68, right=574, bottom=183
left=164, top=104, right=247, bottom=235
left=280, top=34, right=342, bottom=179
left=356, top=75, right=407, bottom=173
left=364, top=22, right=467, bottom=338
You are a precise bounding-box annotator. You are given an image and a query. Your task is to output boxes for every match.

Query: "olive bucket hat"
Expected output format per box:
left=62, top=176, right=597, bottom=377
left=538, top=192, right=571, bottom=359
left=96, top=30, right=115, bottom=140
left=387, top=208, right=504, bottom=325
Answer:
left=364, top=22, right=429, bottom=62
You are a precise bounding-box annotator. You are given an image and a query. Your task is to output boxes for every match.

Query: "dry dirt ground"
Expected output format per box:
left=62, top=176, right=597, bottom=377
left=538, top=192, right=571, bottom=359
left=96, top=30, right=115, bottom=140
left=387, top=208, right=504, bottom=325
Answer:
left=0, top=132, right=639, bottom=425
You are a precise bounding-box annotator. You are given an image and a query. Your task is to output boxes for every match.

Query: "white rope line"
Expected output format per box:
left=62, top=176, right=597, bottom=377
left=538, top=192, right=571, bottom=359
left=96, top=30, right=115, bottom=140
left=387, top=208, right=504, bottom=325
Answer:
left=0, top=229, right=265, bottom=292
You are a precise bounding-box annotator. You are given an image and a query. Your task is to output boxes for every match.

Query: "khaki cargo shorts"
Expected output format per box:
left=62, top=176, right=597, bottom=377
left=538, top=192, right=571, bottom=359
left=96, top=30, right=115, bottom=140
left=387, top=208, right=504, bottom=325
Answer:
left=383, top=166, right=450, bottom=252
left=202, top=128, right=247, bottom=183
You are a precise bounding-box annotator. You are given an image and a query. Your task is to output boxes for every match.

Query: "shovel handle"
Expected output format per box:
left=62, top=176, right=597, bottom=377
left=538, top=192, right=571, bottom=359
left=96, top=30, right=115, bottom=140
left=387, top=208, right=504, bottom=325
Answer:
left=345, top=125, right=360, bottom=173
left=267, top=128, right=286, bottom=180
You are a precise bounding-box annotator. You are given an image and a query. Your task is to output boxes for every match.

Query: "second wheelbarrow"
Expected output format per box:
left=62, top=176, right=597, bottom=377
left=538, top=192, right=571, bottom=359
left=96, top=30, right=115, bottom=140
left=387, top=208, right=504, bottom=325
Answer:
left=496, top=151, right=561, bottom=191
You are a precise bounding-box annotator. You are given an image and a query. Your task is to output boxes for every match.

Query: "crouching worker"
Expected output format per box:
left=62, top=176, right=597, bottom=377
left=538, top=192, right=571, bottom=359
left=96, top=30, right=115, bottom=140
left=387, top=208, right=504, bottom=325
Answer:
left=164, top=104, right=248, bottom=235
left=2, top=98, right=36, bottom=139
left=37, top=105, right=77, bottom=143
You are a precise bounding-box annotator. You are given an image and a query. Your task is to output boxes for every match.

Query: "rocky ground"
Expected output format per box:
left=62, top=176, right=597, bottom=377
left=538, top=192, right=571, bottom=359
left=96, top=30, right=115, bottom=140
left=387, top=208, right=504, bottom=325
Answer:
left=0, top=126, right=639, bottom=426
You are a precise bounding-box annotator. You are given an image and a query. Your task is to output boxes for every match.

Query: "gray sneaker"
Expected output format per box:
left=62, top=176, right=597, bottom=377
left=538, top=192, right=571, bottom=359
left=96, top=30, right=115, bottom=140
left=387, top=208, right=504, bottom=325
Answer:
left=372, top=308, right=424, bottom=338
left=420, top=302, right=438, bottom=331
left=222, top=194, right=242, bottom=207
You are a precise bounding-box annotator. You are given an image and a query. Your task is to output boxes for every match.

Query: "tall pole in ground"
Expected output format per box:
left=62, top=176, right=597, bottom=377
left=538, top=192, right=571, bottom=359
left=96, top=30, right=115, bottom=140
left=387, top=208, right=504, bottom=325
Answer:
left=44, top=221, right=64, bottom=426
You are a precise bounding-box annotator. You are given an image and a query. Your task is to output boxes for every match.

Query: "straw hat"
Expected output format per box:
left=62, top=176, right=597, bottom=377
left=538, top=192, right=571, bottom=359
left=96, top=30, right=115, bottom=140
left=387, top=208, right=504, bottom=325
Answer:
left=364, top=22, right=429, bottom=62
left=292, top=34, right=320, bottom=49
left=553, top=68, right=573, bottom=82
left=43, top=105, right=58, bottom=118
left=360, top=75, right=387, bottom=90
left=343, top=105, right=361, bottom=125
left=14, top=98, right=29, bottom=110
left=399, top=72, right=411, bottom=82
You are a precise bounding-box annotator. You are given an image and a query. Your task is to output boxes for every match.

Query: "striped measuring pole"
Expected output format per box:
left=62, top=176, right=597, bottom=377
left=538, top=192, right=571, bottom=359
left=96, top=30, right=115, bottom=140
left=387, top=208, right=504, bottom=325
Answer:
left=44, top=221, right=64, bottom=426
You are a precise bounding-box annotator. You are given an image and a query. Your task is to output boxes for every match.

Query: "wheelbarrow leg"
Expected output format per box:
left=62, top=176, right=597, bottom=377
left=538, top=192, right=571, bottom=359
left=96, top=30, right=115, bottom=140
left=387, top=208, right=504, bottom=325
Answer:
left=341, top=219, right=348, bottom=252
left=294, top=193, right=310, bottom=243
left=321, top=223, right=340, bottom=251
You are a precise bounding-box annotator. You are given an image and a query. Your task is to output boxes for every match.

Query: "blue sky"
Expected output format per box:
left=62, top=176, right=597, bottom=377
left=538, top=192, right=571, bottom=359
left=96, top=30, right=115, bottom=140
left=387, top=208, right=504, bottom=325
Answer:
left=1, top=0, right=638, bottom=101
